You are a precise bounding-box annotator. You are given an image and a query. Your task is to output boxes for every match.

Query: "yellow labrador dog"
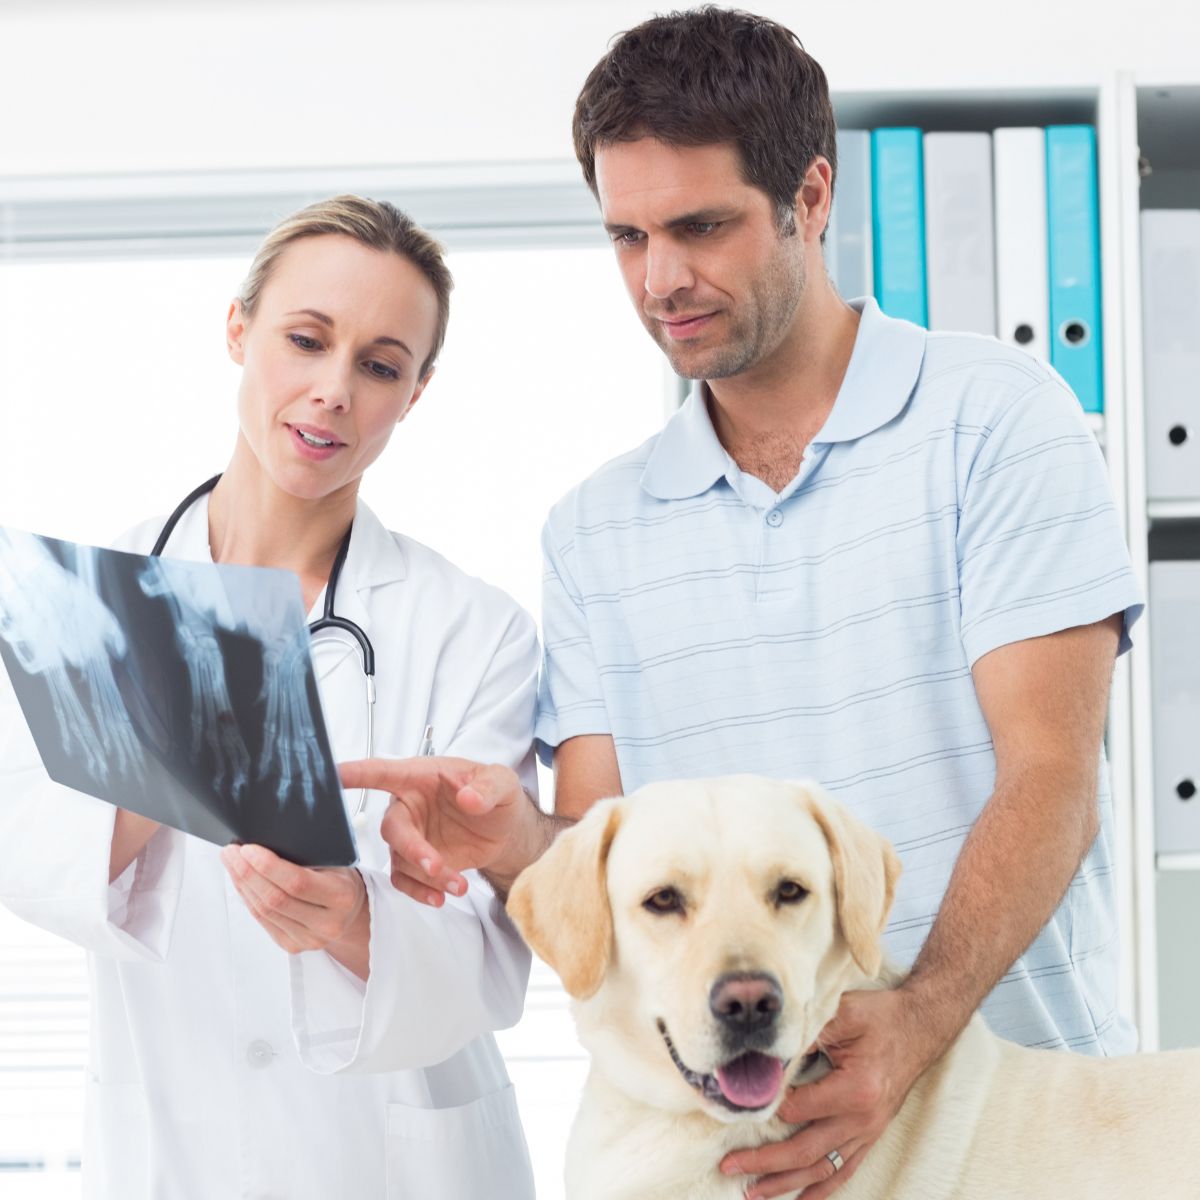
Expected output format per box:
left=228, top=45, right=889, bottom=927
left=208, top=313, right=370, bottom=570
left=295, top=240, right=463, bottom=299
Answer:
left=507, top=776, right=1200, bottom=1200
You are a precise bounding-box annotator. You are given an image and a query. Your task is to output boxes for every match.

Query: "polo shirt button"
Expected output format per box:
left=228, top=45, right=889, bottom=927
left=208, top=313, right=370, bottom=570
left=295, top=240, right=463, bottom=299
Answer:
left=246, top=1039, right=276, bottom=1069
left=766, top=509, right=784, bottom=528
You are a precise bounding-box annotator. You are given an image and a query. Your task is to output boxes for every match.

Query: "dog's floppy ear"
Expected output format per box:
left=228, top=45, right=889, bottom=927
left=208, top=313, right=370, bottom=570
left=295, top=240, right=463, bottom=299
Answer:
left=801, top=783, right=901, bottom=977
left=506, top=798, right=622, bottom=1000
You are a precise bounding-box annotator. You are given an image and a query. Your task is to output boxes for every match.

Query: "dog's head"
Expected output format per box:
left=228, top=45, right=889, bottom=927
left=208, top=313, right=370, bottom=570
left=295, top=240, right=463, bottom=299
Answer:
left=507, top=776, right=900, bottom=1122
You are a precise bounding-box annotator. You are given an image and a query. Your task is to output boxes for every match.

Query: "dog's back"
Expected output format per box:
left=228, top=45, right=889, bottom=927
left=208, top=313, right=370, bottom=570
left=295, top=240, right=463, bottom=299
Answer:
left=842, top=1015, right=1200, bottom=1199
left=962, top=1030, right=1200, bottom=1196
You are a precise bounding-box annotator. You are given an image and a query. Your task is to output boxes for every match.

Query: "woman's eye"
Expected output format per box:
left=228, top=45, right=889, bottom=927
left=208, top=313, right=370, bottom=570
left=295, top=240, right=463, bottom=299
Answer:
left=288, top=333, right=321, bottom=351
left=365, top=360, right=400, bottom=381
left=643, top=886, right=684, bottom=915
left=775, top=880, right=808, bottom=906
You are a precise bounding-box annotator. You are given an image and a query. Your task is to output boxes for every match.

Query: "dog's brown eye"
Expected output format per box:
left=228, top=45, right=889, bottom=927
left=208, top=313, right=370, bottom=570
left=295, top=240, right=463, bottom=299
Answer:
left=643, top=887, right=685, bottom=915
left=775, top=880, right=808, bottom=906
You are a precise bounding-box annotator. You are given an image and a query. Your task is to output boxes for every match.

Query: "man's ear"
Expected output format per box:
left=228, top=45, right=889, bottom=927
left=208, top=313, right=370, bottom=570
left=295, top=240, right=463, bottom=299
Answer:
left=506, top=799, right=622, bottom=999
left=226, top=299, right=247, bottom=366
left=796, top=155, right=834, bottom=243
left=799, top=782, right=901, bottom=977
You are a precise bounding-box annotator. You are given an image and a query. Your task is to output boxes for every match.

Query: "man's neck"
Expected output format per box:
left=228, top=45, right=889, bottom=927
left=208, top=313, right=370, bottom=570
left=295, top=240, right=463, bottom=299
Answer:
left=706, top=285, right=861, bottom=493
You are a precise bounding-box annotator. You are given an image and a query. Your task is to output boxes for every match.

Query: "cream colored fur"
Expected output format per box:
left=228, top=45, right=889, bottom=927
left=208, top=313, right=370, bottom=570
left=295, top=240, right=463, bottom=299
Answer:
left=506, top=776, right=1200, bottom=1200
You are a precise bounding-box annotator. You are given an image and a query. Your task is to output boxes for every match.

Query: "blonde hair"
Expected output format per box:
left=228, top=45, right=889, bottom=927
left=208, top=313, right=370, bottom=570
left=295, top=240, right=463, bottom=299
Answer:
left=238, top=195, right=453, bottom=377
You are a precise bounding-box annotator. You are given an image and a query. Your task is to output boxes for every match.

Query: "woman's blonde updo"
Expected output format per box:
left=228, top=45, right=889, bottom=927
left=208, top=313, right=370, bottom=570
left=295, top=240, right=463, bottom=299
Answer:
left=238, top=195, right=453, bottom=378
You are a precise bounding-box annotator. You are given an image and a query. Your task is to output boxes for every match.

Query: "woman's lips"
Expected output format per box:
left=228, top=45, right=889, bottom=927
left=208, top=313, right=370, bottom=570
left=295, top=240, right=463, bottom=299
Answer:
left=288, top=424, right=344, bottom=461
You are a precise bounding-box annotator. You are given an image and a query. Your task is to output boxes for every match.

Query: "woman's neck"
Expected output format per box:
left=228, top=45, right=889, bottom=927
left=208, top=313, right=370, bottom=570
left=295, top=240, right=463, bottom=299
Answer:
left=207, top=438, right=357, bottom=610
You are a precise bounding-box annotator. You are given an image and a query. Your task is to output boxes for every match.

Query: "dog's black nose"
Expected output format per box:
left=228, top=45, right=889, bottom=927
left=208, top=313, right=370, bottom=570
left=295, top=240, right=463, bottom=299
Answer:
left=709, top=972, right=782, bottom=1033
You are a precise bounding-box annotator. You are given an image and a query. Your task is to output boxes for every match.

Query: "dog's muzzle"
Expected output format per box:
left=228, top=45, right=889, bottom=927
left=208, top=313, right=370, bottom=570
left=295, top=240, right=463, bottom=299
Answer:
left=656, top=1019, right=785, bottom=1111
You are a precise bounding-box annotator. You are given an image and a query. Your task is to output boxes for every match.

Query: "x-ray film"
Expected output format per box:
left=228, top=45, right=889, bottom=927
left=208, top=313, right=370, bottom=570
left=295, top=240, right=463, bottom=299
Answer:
left=0, top=527, right=356, bottom=867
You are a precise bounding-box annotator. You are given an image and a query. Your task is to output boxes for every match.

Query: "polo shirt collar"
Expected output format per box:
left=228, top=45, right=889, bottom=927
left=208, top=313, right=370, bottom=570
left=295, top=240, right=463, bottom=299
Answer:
left=811, top=297, right=926, bottom=445
left=640, top=386, right=732, bottom=500
left=640, top=297, right=926, bottom=501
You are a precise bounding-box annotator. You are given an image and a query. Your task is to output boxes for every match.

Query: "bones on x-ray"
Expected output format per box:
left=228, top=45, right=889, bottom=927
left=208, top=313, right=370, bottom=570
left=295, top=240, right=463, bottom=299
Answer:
left=138, top=557, right=251, bottom=801
left=0, top=526, right=354, bottom=868
left=138, top=558, right=330, bottom=812
left=0, top=528, right=142, bottom=784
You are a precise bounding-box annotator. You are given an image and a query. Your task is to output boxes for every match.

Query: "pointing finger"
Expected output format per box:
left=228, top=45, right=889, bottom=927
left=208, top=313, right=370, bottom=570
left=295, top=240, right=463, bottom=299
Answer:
left=339, top=755, right=473, bottom=795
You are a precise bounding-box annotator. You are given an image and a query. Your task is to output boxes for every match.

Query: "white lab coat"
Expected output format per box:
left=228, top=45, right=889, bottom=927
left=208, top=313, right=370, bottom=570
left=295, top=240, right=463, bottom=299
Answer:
left=0, top=495, right=539, bottom=1199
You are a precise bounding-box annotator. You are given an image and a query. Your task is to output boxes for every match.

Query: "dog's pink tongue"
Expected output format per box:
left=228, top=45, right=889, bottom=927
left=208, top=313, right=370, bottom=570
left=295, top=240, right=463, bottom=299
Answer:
left=715, top=1053, right=783, bottom=1108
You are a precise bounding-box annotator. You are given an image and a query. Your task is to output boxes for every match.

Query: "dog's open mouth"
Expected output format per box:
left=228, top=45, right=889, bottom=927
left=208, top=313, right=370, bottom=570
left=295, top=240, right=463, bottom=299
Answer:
left=657, top=1020, right=784, bottom=1111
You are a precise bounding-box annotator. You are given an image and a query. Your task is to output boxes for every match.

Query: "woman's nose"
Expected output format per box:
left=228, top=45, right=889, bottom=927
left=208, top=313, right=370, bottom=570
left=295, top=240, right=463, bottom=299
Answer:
left=313, top=360, right=354, bottom=411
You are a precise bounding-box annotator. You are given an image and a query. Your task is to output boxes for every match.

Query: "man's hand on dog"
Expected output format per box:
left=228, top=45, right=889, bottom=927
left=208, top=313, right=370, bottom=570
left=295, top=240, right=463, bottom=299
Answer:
left=721, top=987, right=940, bottom=1199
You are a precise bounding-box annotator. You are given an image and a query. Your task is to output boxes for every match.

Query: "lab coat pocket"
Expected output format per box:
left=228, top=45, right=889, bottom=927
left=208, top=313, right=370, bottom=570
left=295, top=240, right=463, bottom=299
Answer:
left=385, top=1083, right=534, bottom=1199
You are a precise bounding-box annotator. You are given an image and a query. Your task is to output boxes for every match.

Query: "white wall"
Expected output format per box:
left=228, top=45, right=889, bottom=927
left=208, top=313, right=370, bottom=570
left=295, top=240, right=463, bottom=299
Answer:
left=2, top=0, right=1198, bottom=179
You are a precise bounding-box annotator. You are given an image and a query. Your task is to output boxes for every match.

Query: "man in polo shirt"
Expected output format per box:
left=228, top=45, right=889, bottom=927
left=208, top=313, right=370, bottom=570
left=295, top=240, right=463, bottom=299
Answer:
left=353, top=8, right=1142, bottom=1198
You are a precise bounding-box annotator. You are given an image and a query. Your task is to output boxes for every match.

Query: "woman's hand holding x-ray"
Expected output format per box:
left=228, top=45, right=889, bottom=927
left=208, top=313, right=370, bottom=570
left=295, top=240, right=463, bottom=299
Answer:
left=340, top=756, right=537, bottom=906
left=220, top=844, right=370, bottom=979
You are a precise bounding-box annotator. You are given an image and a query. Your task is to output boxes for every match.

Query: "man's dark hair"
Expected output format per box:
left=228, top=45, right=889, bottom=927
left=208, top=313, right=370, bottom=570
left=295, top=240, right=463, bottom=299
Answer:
left=573, top=6, right=837, bottom=233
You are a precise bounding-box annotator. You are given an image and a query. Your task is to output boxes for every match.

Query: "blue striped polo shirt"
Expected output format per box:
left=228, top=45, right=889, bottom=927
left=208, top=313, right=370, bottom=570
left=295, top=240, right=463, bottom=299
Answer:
left=536, top=297, right=1143, bottom=1055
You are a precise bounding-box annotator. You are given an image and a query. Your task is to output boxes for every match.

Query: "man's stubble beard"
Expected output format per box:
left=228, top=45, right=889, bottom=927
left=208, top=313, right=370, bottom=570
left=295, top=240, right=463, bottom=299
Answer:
left=652, top=240, right=807, bottom=382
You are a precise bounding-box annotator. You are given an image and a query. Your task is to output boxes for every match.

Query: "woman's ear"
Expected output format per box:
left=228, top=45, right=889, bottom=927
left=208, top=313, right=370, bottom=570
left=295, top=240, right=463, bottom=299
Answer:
left=226, top=299, right=247, bottom=366
left=397, top=367, right=435, bottom=424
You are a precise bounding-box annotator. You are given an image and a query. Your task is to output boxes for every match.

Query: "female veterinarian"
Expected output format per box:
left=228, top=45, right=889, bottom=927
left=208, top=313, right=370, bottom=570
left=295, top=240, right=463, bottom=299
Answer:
left=0, top=196, right=537, bottom=1198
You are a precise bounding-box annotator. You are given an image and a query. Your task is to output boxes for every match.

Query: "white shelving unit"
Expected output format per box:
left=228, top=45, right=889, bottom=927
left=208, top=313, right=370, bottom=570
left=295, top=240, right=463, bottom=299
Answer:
left=1118, top=75, right=1200, bottom=1052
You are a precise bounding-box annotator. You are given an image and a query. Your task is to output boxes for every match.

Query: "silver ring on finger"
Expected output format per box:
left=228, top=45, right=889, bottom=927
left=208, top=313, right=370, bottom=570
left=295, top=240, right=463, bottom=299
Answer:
left=826, top=1149, right=845, bottom=1172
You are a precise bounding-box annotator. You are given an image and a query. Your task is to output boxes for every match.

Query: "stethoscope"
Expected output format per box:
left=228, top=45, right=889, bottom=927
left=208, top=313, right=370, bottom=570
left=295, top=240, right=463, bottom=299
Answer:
left=152, top=473, right=418, bottom=830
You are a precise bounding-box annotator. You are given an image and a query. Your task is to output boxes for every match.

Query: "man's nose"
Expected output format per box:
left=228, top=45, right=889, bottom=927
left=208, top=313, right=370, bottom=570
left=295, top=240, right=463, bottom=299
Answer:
left=643, top=238, right=695, bottom=301
left=709, top=972, right=783, bottom=1033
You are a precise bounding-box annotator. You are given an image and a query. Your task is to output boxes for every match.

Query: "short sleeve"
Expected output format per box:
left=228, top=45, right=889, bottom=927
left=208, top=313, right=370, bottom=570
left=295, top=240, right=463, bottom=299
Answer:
left=534, top=509, right=610, bottom=765
left=956, top=378, right=1143, bottom=666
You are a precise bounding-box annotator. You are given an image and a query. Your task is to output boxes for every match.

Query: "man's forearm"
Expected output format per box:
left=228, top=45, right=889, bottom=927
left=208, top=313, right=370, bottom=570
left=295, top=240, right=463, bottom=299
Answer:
left=484, top=795, right=574, bottom=899
left=898, top=760, right=1099, bottom=1060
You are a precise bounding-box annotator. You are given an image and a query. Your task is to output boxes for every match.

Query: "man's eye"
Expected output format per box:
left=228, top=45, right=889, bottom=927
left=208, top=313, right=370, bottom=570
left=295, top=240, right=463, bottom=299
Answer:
left=774, top=880, right=809, bottom=907
left=613, top=230, right=644, bottom=247
left=643, top=886, right=685, bottom=915
left=688, top=221, right=719, bottom=236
